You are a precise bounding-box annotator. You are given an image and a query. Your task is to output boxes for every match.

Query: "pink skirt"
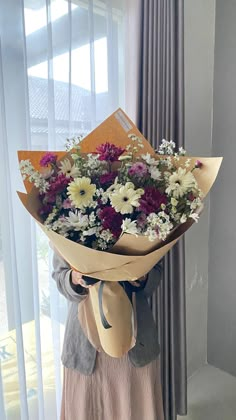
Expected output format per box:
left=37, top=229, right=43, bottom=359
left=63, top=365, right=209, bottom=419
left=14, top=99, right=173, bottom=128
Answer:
left=60, top=351, right=164, bottom=420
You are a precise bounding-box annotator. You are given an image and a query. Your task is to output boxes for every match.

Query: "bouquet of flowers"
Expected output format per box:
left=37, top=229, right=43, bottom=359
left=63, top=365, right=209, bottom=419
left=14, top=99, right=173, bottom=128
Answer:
left=19, top=137, right=204, bottom=251
left=17, top=109, right=222, bottom=357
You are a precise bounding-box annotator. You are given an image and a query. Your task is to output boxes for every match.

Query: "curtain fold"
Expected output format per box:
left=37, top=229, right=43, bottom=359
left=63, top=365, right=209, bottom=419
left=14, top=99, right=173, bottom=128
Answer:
left=126, top=1, right=186, bottom=419
left=0, top=1, right=124, bottom=418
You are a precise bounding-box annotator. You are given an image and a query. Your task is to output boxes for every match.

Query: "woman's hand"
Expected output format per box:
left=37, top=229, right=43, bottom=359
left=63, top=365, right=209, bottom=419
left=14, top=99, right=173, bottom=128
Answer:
left=71, top=271, right=93, bottom=289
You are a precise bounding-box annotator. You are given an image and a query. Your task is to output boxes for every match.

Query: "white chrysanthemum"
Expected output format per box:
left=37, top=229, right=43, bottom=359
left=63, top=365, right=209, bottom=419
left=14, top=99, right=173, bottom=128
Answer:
left=67, top=177, right=96, bottom=208
left=89, top=212, right=97, bottom=224
left=166, top=167, right=197, bottom=198
left=180, top=214, right=187, bottom=223
left=84, top=154, right=106, bottom=176
left=95, top=188, right=104, bottom=197
left=110, top=183, right=144, bottom=214
left=171, top=197, right=178, bottom=206
left=146, top=211, right=174, bottom=241
left=83, top=227, right=99, bottom=236
left=121, top=218, right=138, bottom=235
left=173, top=212, right=181, bottom=222
left=99, top=229, right=114, bottom=242
left=50, top=218, right=69, bottom=236
left=95, top=188, right=108, bottom=204
left=162, top=156, right=173, bottom=169
left=178, top=146, right=187, bottom=156
left=149, top=166, right=162, bottom=180
left=19, top=159, right=31, bottom=169
left=173, top=155, right=180, bottom=161
left=44, top=208, right=59, bottom=227
left=189, top=212, right=200, bottom=222
left=19, top=159, right=49, bottom=192
left=190, top=197, right=202, bottom=211
left=59, top=158, right=80, bottom=178
left=87, top=154, right=100, bottom=169
left=65, top=210, right=89, bottom=230
left=141, top=153, right=159, bottom=166
left=145, top=228, right=159, bottom=241
left=184, top=158, right=191, bottom=168
left=158, top=139, right=176, bottom=155
left=118, top=155, right=132, bottom=161
left=71, top=153, right=80, bottom=161
left=96, top=238, right=109, bottom=250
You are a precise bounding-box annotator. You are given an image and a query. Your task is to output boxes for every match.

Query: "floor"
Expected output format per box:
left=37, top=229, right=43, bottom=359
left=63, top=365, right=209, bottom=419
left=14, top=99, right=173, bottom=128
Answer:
left=178, top=364, right=236, bottom=420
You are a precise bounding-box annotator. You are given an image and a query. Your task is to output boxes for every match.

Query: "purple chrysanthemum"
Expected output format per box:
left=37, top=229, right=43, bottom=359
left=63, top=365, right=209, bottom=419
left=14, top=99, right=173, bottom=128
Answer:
left=40, top=152, right=57, bottom=167
left=39, top=204, right=53, bottom=217
left=128, top=162, right=148, bottom=178
left=136, top=212, right=147, bottom=229
left=100, top=171, right=118, bottom=186
left=45, top=173, right=70, bottom=202
left=62, top=198, right=74, bottom=209
left=98, top=207, right=123, bottom=238
left=96, top=143, right=125, bottom=162
left=138, top=187, right=167, bottom=214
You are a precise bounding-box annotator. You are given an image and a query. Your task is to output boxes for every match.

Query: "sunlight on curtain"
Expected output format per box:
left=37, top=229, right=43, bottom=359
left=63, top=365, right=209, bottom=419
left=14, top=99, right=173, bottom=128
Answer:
left=0, top=1, right=125, bottom=419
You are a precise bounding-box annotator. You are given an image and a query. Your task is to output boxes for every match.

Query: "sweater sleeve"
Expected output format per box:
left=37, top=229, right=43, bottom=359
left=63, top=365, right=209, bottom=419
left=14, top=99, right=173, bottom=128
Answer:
left=143, top=261, right=163, bottom=298
left=51, top=251, right=88, bottom=303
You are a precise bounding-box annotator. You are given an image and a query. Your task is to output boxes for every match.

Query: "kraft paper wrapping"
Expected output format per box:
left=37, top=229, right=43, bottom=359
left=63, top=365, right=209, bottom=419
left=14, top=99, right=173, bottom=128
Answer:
left=78, top=282, right=137, bottom=358
left=17, top=108, right=223, bottom=357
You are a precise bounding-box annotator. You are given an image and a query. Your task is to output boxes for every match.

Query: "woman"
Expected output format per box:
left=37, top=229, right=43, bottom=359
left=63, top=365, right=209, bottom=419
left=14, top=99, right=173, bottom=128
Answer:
left=52, top=251, right=164, bottom=420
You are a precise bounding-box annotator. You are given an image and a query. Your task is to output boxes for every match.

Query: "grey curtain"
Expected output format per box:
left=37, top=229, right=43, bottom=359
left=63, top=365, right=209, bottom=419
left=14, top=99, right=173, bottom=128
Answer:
left=137, top=1, right=186, bottom=419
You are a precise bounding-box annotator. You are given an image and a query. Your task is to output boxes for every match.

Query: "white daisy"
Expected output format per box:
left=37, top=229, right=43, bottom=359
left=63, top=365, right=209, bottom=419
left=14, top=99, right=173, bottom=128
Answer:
left=166, top=167, right=197, bottom=198
left=67, top=177, right=96, bottom=208
left=59, top=158, right=80, bottom=178
left=110, top=183, right=144, bottom=214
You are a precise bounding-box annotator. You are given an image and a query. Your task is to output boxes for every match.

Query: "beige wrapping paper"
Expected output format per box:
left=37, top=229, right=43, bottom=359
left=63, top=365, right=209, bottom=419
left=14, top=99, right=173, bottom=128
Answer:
left=78, top=282, right=137, bottom=357
left=17, top=108, right=223, bottom=357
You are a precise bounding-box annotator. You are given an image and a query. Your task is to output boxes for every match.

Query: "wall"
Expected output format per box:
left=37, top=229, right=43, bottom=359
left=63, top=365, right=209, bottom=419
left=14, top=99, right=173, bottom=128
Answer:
left=207, top=0, right=236, bottom=377
left=184, top=0, right=216, bottom=378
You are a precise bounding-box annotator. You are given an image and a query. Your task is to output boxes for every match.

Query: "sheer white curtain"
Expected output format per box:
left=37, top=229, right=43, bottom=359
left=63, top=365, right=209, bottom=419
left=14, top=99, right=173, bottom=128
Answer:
left=0, top=1, right=125, bottom=419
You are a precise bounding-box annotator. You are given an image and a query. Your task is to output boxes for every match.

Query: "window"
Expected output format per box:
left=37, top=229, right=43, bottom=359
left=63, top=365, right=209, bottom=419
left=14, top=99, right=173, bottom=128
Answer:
left=0, top=1, right=124, bottom=417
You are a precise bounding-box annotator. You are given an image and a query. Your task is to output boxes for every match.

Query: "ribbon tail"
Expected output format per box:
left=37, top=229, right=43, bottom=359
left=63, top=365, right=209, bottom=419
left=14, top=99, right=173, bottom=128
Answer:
left=98, top=281, right=112, bottom=329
